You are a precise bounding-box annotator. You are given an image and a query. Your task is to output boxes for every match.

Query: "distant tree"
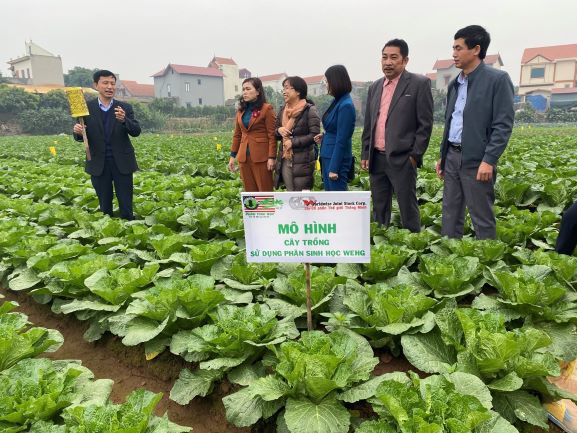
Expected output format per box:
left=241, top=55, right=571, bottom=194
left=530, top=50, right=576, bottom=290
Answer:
left=149, top=97, right=178, bottom=115
left=0, top=86, right=39, bottom=114
left=432, top=88, right=447, bottom=123
left=0, top=72, right=6, bottom=84
left=547, top=107, right=577, bottom=123
left=130, top=100, right=167, bottom=131
left=264, top=86, right=284, bottom=111
left=515, top=103, right=539, bottom=123
left=356, top=84, right=370, bottom=121
left=64, top=67, right=98, bottom=87
left=19, top=108, right=72, bottom=134
left=310, top=94, right=334, bottom=119
left=38, top=90, right=69, bottom=111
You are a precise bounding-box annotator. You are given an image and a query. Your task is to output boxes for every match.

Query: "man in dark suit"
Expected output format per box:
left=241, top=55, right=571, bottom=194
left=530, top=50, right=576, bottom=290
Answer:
left=436, top=25, right=514, bottom=239
left=361, top=39, right=433, bottom=232
left=73, top=70, right=141, bottom=220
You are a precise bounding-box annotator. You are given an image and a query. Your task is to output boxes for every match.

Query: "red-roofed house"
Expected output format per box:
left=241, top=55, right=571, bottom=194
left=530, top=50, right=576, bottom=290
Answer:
left=303, top=75, right=327, bottom=97
left=151, top=63, right=224, bottom=107
left=116, top=80, right=155, bottom=102
left=430, top=54, right=503, bottom=91
left=208, top=56, right=242, bottom=102
left=259, top=73, right=288, bottom=92
left=518, top=44, right=577, bottom=107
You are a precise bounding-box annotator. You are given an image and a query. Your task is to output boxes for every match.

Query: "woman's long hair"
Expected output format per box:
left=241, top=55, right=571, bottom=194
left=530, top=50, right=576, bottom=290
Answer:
left=238, top=77, right=267, bottom=112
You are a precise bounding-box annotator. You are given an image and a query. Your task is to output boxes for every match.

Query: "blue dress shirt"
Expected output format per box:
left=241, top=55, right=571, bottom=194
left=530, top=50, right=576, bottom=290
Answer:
left=448, top=73, right=467, bottom=144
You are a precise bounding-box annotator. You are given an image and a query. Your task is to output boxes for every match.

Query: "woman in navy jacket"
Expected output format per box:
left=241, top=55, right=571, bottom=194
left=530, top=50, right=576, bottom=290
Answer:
left=314, top=65, right=356, bottom=191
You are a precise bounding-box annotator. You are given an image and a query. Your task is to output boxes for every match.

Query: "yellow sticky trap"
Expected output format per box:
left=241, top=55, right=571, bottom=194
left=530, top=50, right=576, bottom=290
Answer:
left=49, top=146, right=56, bottom=156
left=145, top=351, right=161, bottom=361
left=315, top=159, right=321, bottom=171
left=216, top=143, right=222, bottom=151
left=65, top=87, right=89, bottom=117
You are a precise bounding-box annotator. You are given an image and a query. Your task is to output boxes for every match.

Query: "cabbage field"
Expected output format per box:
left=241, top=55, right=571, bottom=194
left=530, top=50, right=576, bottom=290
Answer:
left=0, top=126, right=576, bottom=433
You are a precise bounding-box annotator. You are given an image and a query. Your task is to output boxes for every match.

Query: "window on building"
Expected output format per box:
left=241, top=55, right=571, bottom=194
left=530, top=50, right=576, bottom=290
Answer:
left=26, top=69, right=30, bottom=78
left=187, top=102, right=191, bottom=108
left=185, top=82, right=190, bottom=92
left=235, top=85, right=238, bottom=92
left=530, top=68, right=545, bottom=79
left=198, top=98, right=203, bottom=105
left=444, top=75, right=451, bottom=86
left=167, top=84, right=171, bottom=97
left=198, top=79, right=202, bottom=85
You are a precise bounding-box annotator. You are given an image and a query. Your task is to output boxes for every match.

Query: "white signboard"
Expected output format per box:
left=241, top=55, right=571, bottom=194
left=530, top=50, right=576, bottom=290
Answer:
left=241, top=191, right=371, bottom=263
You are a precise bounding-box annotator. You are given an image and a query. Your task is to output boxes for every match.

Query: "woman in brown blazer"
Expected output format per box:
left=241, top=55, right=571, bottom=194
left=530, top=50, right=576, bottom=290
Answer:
left=228, top=78, right=277, bottom=192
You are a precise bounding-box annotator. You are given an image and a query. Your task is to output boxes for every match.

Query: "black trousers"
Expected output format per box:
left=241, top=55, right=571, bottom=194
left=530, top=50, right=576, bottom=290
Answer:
left=91, top=158, right=134, bottom=220
left=369, top=151, right=420, bottom=232
left=556, top=200, right=577, bottom=255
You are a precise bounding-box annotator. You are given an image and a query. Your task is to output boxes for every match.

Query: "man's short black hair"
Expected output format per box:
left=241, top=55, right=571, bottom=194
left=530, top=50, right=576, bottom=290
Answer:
left=454, top=25, right=491, bottom=60
left=324, top=65, right=352, bottom=98
left=93, top=70, right=117, bottom=83
left=383, top=39, right=409, bottom=58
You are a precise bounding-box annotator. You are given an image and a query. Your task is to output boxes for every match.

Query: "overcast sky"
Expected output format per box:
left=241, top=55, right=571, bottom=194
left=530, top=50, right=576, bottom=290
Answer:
left=1, top=0, right=575, bottom=86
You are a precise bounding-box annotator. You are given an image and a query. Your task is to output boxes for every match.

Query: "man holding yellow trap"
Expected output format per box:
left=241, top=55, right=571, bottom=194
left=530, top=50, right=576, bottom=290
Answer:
left=72, top=70, right=141, bottom=220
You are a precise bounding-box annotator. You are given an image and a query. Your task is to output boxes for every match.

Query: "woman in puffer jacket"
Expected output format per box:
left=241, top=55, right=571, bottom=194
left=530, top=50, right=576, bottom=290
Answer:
left=274, top=76, right=321, bottom=191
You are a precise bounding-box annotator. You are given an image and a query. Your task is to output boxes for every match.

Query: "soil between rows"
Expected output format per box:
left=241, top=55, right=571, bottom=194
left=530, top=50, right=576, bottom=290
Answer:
left=0, top=287, right=562, bottom=433
left=0, top=288, right=249, bottom=433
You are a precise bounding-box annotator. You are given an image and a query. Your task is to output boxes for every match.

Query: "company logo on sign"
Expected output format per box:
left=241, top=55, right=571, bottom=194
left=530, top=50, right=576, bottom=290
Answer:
left=289, top=196, right=317, bottom=209
left=243, top=196, right=284, bottom=213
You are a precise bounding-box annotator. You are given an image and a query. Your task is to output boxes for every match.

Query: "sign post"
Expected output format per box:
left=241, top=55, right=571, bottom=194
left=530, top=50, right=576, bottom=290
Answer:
left=305, top=262, right=312, bottom=330
left=241, top=191, right=371, bottom=330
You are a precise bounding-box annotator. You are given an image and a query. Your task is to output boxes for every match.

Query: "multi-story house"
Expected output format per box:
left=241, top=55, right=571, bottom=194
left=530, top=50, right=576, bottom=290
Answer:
left=518, top=44, right=577, bottom=110
left=208, top=56, right=242, bottom=103
left=6, top=41, right=64, bottom=86
left=152, top=63, right=224, bottom=107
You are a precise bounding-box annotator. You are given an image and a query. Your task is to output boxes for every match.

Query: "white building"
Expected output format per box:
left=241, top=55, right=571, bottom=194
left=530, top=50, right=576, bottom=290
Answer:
left=259, top=73, right=288, bottom=93
left=7, top=41, right=64, bottom=86
left=208, top=56, right=242, bottom=103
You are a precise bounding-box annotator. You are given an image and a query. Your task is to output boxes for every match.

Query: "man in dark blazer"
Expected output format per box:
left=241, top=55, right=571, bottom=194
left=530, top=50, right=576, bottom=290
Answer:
left=436, top=25, right=514, bottom=239
left=361, top=39, right=433, bottom=232
left=73, top=70, right=141, bottom=220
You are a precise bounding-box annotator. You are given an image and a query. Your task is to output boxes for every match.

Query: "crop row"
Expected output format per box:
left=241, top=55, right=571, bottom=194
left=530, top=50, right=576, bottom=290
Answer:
left=0, top=300, right=190, bottom=432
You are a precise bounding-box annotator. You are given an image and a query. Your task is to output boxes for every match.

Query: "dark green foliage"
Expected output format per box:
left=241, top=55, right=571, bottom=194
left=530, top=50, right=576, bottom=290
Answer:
left=19, top=108, right=73, bottom=134
left=0, top=86, right=39, bottom=114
